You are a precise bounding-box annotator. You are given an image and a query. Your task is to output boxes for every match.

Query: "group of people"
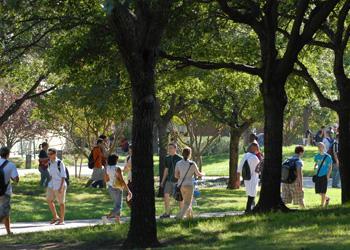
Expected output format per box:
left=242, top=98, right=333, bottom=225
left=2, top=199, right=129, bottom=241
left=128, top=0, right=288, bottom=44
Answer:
left=238, top=128, right=339, bottom=213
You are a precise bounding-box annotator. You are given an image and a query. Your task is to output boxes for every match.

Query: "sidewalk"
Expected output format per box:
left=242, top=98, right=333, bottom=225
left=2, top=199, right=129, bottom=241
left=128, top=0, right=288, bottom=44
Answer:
left=0, top=211, right=244, bottom=236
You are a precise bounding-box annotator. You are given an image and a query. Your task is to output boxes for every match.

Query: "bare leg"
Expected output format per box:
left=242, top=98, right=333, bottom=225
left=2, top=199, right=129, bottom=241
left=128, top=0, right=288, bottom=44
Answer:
left=164, top=193, right=171, bottom=215
left=59, top=204, right=65, bottom=222
left=321, top=194, right=326, bottom=207
left=4, top=216, right=11, bottom=234
left=48, top=201, right=58, bottom=219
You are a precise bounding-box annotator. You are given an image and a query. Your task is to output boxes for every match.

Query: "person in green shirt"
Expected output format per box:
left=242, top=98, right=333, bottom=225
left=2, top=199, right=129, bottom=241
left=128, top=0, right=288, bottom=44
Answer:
left=160, top=143, right=183, bottom=219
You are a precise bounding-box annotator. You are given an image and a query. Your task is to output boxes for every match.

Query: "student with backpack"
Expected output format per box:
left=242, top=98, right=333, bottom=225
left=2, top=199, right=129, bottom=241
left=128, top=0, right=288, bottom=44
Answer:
left=85, top=139, right=106, bottom=188
left=237, top=142, right=260, bottom=213
left=46, top=148, right=68, bottom=225
left=281, top=146, right=305, bottom=209
left=323, top=130, right=334, bottom=153
left=331, top=134, right=340, bottom=188
left=313, top=142, right=333, bottom=207
left=0, top=147, right=19, bottom=235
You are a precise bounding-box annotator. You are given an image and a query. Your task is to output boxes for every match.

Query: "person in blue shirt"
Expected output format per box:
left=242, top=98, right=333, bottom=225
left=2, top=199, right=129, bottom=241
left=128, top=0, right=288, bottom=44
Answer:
left=314, top=142, right=333, bottom=207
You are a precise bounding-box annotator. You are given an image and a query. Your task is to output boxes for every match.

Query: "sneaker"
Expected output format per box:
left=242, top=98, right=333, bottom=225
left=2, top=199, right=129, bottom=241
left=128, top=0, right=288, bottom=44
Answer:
left=160, top=213, right=170, bottom=219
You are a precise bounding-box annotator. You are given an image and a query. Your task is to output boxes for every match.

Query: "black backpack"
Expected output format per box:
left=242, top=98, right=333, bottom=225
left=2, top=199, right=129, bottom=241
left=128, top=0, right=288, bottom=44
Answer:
left=88, top=151, right=94, bottom=169
left=242, top=160, right=251, bottom=181
left=0, top=160, right=9, bottom=196
left=50, top=160, right=70, bottom=186
left=281, top=158, right=298, bottom=184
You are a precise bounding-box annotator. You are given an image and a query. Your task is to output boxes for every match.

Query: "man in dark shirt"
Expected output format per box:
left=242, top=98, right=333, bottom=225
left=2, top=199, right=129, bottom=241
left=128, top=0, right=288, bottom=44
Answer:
left=160, top=143, right=182, bottom=218
left=38, top=142, right=50, bottom=187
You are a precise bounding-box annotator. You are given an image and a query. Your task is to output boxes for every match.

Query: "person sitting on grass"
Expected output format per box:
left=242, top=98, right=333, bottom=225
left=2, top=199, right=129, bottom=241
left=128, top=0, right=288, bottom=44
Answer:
left=46, top=148, right=67, bottom=225
left=174, top=147, right=204, bottom=220
left=314, top=142, right=333, bottom=207
left=281, top=145, right=305, bottom=209
left=0, top=147, right=19, bottom=235
left=104, top=154, right=132, bottom=223
left=237, top=142, right=260, bottom=214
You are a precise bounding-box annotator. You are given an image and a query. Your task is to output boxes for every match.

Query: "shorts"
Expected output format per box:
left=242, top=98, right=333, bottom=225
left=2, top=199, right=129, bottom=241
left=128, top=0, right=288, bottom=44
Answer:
left=282, top=182, right=304, bottom=205
left=164, top=181, right=176, bottom=195
left=315, top=175, right=328, bottom=194
left=0, top=195, right=11, bottom=220
left=91, top=167, right=104, bottom=181
left=47, top=187, right=67, bottom=204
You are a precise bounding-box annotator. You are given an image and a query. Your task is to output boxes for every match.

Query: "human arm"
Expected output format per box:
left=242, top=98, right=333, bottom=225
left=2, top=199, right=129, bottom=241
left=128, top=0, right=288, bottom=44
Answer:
left=193, top=163, right=204, bottom=178
left=10, top=167, right=19, bottom=184
left=174, top=165, right=180, bottom=180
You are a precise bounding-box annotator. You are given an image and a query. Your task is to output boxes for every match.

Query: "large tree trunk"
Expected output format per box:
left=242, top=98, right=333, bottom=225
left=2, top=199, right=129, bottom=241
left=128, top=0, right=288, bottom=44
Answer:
left=227, top=128, right=241, bottom=189
left=124, top=57, right=159, bottom=247
left=157, top=120, right=169, bottom=197
left=338, top=110, right=350, bottom=203
left=254, top=82, right=289, bottom=212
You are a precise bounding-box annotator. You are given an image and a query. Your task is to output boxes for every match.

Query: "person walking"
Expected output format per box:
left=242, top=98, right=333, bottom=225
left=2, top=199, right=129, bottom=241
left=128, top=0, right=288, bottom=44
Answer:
left=174, top=147, right=204, bottom=220
left=237, top=142, right=260, bottom=213
left=314, top=142, right=333, bottom=207
left=46, top=148, right=67, bottom=225
left=0, top=147, right=19, bottom=235
left=322, top=130, right=334, bottom=153
left=85, top=139, right=106, bottom=188
left=281, top=146, right=305, bottom=209
left=124, top=145, right=133, bottom=191
left=160, top=143, right=183, bottom=219
left=104, top=154, right=132, bottom=223
left=331, top=134, right=340, bottom=188
left=38, top=142, right=50, bottom=187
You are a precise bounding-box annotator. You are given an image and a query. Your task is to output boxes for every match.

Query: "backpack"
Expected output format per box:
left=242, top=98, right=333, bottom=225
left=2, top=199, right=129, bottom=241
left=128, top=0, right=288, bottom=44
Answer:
left=242, top=160, right=251, bottom=181
left=0, top=160, right=9, bottom=196
left=281, top=158, right=298, bottom=184
left=88, top=151, right=95, bottom=169
left=50, top=160, right=70, bottom=186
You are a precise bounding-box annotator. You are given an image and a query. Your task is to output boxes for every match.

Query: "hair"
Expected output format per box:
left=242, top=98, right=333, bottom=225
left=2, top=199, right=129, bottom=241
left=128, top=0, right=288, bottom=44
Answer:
left=99, top=135, right=107, bottom=140
left=168, top=143, right=177, bottom=149
left=295, top=145, right=305, bottom=155
left=182, top=147, right=192, bottom=161
left=108, top=154, right=119, bottom=166
left=248, top=142, right=259, bottom=153
left=317, top=142, right=325, bottom=149
left=0, top=147, right=10, bottom=158
left=96, top=138, right=104, bottom=145
left=48, top=148, right=57, bottom=154
left=41, top=142, right=49, bottom=148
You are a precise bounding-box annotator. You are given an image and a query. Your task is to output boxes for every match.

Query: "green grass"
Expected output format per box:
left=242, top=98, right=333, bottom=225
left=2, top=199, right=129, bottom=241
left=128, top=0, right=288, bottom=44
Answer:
left=2, top=206, right=350, bottom=249
left=9, top=175, right=341, bottom=223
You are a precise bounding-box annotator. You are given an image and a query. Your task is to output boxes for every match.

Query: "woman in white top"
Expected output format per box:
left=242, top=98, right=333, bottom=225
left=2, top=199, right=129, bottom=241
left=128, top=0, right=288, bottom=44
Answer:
left=104, top=154, right=131, bottom=223
left=175, top=147, right=204, bottom=219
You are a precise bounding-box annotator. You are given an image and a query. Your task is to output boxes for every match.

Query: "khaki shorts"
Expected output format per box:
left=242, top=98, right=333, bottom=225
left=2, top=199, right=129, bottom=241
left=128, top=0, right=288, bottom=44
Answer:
left=164, top=181, right=176, bottom=195
left=282, top=182, right=304, bottom=206
left=47, top=187, right=67, bottom=204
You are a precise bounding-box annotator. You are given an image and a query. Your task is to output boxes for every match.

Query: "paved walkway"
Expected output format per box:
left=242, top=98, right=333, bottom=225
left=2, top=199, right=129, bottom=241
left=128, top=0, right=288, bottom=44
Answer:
left=0, top=211, right=243, bottom=236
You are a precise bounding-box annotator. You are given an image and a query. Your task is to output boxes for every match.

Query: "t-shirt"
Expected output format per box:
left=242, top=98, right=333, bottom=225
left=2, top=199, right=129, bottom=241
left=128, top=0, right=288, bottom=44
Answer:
left=92, top=146, right=105, bottom=168
left=48, top=158, right=67, bottom=190
left=106, top=165, right=123, bottom=189
left=237, top=152, right=260, bottom=197
left=175, top=160, right=198, bottom=187
left=39, top=150, right=48, bottom=159
left=290, top=155, right=303, bottom=169
left=165, top=154, right=182, bottom=183
left=314, top=153, right=333, bottom=177
left=0, top=158, right=18, bottom=196
left=322, top=137, right=334, bottom=153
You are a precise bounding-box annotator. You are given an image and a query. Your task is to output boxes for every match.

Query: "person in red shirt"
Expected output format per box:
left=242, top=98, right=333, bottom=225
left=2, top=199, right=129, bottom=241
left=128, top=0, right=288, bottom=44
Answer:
left=85, top=139, right=106, bottom=188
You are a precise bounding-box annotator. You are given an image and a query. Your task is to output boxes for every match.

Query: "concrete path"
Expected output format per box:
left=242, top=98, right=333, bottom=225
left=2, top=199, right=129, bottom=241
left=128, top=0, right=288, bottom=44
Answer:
left=0, top=211, right=244, bottom=236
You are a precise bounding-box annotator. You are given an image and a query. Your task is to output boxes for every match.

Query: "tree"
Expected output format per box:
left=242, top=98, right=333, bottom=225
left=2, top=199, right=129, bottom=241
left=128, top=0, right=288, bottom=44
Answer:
left=199, top=70, right=261, bottom=189
left=162, top=0, right=339, bottom=211
left=0, top=88, right=46, bottom=149
left=106, top=1, right=173, bottom=247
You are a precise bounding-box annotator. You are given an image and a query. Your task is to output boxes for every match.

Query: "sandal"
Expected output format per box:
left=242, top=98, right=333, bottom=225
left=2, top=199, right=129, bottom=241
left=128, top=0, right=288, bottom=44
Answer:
left=50, top=218, right=60, bottom=224
left=55, top=221, right=65, bottom=225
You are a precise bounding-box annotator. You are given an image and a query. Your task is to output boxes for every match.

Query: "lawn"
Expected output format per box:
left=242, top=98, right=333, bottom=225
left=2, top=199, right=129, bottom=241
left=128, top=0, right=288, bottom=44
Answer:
left=2, top=206, right=350, bottom=250
left=9, top=174, right=341, bottom=223
left=201, top=145, right=319, bottom=177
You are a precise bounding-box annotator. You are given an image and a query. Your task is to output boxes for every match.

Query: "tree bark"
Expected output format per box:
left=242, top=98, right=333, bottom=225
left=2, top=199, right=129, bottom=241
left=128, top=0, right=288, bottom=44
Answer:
left=227, top=127, right=241, bottom=189
left=338, top=110, right=350, bottom=203
left=157, top=121, right=169, bottom=197
left=254, top=81, right=289, bottom=212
